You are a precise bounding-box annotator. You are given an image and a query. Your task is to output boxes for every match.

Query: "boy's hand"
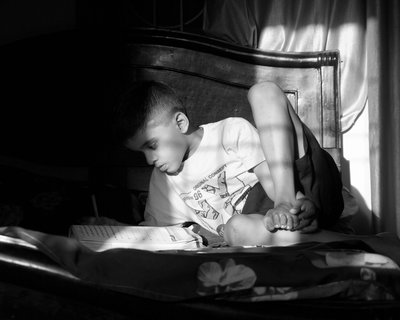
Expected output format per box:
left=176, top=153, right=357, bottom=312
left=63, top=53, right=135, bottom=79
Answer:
left=290, top=192, right=318, bottom=233
left=263, top=203, right=300, bottom=231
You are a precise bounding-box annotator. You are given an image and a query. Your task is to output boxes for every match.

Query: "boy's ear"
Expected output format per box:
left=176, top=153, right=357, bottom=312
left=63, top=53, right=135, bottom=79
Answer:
left=175, top=112, right=190, bottom=133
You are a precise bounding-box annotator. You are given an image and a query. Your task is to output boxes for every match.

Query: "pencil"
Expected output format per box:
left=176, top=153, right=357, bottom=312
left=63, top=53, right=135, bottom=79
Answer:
left=91, top=194, right=99, bottom=218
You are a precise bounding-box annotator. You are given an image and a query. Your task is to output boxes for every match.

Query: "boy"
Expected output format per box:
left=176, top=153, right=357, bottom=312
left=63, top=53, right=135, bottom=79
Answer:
left=113, top=80, right=343, bottom=246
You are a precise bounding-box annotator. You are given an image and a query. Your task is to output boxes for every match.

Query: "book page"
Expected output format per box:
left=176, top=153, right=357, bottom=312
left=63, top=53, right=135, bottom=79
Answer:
left=70, top=225, right=203, bottom=250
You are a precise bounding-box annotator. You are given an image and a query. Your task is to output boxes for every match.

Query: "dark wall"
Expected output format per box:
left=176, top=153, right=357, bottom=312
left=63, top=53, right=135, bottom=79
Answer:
left=0, top=0, right=77, bottom=46
left=0, top=1, right=204, bottom=166
left=0, top=30, right=113, bottom=166
left=0, top=1, right=121, bottom=166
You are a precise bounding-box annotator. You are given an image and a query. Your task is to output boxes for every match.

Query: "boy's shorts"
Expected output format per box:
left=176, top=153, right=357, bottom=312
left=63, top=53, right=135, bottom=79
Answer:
left=242, top=124, right=344, bottom=229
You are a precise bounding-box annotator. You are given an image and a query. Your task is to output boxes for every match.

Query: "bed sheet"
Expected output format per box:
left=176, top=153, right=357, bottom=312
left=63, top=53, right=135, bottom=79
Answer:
left=1, top=226, right=400, bottom=302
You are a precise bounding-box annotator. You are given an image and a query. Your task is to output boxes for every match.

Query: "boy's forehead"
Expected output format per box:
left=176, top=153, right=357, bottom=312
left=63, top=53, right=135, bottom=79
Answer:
left=146, top=117, right=162, bottom=128
left=143, top=116, right=168, bottom=134
left=126, top=118, right=167, bottom=149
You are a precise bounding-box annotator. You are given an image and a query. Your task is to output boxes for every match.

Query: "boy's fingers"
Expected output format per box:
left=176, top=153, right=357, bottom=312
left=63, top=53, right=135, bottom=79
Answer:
left=291, top=214, right=300, bottom=229
left=293, top=218, right=318, bottom=232
left=293, top=218, right=312, bottom=230
left=290, top=199, right=303, bottom=214
left=297, top=201, right=316, bottom=220
left=296, top=191, right=305, bottom=200
left=298, top=208, right=315, bottom=220
left=300, top=220, right=319, bottom=233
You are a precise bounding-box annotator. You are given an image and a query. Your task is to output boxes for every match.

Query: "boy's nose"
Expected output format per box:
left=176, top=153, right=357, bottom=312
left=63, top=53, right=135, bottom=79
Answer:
left=144, top=151, right=157, bottom=165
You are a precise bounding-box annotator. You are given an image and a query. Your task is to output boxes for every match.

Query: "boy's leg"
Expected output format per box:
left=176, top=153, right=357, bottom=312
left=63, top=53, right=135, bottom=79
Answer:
left=224, top=213, right=341, bottom=246
left=248, top=81, right=305, bottom=207
left=224, top=213, right=296, bottom=246
left=223, top=214, right=341, bottom=246
left=248, top=81, right=343, bottom=230
left=225, top=214, right=400, bottom=267
left=248, top=81, right=312, bottom=231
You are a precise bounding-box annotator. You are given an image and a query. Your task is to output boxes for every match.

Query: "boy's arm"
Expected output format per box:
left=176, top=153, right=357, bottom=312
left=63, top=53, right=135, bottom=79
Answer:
left=248, top=81, right=317, bottom=231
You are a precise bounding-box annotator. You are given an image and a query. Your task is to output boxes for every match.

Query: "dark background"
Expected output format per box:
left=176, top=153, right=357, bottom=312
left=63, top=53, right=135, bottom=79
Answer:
left=0, top=0, right=205, bottom=167
left=0, top=0, right=206, bottom=233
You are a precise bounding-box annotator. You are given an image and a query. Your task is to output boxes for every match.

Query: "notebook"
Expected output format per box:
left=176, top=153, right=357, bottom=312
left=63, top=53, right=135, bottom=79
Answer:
left=69, top=225, right=204, bottom=252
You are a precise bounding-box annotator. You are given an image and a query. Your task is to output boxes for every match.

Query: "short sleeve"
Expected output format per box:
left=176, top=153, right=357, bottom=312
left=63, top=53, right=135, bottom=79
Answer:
left=141, top=169, right=193, bottom=226
left=222, top=118, right=265, bottom=171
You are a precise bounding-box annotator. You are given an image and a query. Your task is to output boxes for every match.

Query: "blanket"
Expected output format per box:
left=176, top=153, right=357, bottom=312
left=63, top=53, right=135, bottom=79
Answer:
left=1, top=226, right=400, bottom=302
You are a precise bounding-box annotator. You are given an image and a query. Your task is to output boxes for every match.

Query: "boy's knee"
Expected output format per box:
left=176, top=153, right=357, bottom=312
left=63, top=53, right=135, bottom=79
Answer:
left=248, top=81, right=282, bottom=99
left=248, top=81, right=286, bottom=111
left=224, top=214, right=247, bottom=246
left=224, top=214, right=267, bottom=246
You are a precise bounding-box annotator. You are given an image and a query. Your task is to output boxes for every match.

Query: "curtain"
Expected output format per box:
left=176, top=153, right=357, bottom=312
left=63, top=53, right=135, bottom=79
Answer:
left=203, top=0, right=367, bottom=133
left=203, top=0, right=400, bottom=235
left=367, top=0, right=400, bottom=235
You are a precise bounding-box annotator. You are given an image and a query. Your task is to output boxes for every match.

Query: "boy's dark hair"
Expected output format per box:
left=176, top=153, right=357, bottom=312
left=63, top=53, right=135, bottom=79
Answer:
left=112, top=81, right=186, bottom=145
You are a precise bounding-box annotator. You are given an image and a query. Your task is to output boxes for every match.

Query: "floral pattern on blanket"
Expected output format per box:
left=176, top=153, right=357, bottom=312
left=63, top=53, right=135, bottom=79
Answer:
left=197, top=258, right=256, bottom=295
left=197, top=251, right=400, bottom=301
left=2, top=226, right=400, bottom=302
left=224, top=279, right=396, bottom=301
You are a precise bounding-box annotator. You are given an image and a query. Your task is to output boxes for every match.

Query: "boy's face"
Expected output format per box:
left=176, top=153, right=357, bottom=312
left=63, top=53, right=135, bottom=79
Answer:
left=125, top=112, right=188, bottom=175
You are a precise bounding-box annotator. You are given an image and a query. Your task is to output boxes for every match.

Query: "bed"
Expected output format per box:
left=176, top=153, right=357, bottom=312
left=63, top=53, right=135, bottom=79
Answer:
left=1, top=28, right=400, bottom=319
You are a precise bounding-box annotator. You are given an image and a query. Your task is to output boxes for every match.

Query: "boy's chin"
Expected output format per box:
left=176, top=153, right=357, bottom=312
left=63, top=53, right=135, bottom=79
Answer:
left=165, top=164, right=184, bottom=176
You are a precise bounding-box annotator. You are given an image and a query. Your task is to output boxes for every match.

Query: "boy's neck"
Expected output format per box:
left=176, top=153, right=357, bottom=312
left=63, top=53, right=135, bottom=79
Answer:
left=184, top=126, right=204, bottom=161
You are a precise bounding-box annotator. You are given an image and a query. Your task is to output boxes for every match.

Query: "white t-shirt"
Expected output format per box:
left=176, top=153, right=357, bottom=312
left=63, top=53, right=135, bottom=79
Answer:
left=142, top=117, right=266, bottom=234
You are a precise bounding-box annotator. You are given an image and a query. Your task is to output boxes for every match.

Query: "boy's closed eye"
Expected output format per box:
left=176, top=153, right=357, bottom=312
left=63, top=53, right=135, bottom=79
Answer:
left=145, top=140, right=158, bottom=150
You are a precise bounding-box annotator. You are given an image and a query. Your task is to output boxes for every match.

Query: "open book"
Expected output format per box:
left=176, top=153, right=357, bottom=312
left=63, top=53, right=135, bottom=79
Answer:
left=69, top=225, right=205, bottom=252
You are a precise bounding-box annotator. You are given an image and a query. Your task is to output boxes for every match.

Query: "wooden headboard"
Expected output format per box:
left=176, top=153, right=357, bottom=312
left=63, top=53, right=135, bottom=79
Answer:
left=119, top=28, right=341, bottom=190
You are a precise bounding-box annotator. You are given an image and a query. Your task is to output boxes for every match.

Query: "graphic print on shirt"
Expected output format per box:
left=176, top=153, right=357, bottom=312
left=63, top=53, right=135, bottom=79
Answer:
left=222, top=184, right=252, bottom=216
left=179, top=166, right=253, bottom=227
left=198, top=200, right=220, bottom=219
left=199, top=171, right=229, bottom=198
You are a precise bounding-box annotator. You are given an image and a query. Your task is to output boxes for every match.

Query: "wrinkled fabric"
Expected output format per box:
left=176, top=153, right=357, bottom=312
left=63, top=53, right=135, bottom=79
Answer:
left=204, top=0, right=367, bottom=132
left=367, top=0, right=400, bottom=236
left=2, top=226, right=400, bottom=301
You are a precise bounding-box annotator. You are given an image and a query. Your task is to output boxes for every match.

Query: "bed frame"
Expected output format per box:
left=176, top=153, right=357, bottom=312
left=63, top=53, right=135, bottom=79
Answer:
left=121, top=28, right=342, bottom=191
left=2, top=29, right=399, bottom=320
